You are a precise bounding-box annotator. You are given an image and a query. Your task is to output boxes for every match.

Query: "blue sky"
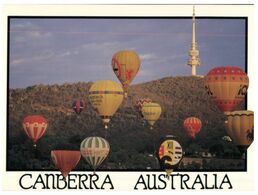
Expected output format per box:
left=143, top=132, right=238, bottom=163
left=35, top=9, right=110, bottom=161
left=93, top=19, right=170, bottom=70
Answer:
left=9, top=18, right=246, bottom=88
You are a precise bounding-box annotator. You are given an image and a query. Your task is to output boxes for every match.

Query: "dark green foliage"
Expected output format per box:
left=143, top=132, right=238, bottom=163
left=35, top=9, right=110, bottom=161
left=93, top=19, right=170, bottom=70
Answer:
left=7, top=77, right=246, bottom=170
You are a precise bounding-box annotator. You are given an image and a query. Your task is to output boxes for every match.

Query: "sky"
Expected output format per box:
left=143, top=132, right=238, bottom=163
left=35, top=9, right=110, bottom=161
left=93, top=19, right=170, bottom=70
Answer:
left=9, top=17, right=246, bottom=88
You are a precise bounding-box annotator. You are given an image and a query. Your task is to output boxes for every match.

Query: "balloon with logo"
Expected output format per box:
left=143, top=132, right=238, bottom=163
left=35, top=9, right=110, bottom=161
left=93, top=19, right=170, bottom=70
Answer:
left=88, top=80, right=124, bottom=129
left=80, top=137, right=110, bottom=173
left=224, top=110, right=254, bottom=153
left=204, top=66, right=249, bottom=113
left=183, top=117, right=202, bottom=139
left=134, top=98, right=152, bottom=117
left=51, top=150, right=81, bottom=177
left=157, top=136, right=183, bottom=177
left=141, top=102, right=162, bottom=129
left=111, top=50, right=141, bottom=97
left=73, top=99, right=84, bottom=114
left=22, top=115, right=48, bottom=147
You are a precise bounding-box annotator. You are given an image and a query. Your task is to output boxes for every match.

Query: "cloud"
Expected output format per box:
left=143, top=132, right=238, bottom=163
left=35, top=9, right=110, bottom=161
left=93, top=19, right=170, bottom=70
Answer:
left=140, top=53, right=157, bottom=61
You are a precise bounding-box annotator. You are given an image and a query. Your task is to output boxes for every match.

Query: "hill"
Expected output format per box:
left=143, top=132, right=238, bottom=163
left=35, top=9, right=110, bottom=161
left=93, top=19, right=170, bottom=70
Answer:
left=7, top=76, right=245, bottom=170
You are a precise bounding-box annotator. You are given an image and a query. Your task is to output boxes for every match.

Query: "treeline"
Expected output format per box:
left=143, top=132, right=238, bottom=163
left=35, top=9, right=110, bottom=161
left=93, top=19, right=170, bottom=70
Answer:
left=8, top=76, right=245, bottom=170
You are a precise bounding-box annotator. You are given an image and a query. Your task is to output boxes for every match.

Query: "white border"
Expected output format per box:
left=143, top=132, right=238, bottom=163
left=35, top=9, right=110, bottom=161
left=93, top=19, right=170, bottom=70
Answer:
left=1, top=3, right=257, bottom=192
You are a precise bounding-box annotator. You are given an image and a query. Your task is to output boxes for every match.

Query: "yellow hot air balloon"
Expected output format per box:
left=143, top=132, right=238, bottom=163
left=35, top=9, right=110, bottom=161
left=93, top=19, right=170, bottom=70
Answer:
left=80, top=137, right=110, bottom=173
left=111, top=50, right=141, bottom=97
left=89, top=80, right=124, bottom=129
left=141, top=102, right=162, bottom=129
left=224, top=110, right=254, bottom=153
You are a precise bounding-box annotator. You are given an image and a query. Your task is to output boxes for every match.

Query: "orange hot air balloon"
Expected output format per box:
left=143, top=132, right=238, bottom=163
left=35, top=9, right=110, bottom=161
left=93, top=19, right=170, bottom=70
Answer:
left=51, top=150, right=81, bottom=177
left=183, top=117, right=202, bottom=138
left=111, top=50, right=141, bottom=96
left=22, top=115, right=48, bottom=147
left=204, top=66, right=249, bottom=113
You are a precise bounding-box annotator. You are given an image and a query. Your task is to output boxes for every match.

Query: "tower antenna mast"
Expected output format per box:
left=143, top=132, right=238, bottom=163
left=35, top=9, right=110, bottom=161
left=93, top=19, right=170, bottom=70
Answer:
left=187, top=6, right=201, bottom=76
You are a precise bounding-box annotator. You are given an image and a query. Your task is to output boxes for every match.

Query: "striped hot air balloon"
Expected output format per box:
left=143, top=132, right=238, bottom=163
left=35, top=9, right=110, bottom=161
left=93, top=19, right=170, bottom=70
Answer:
left=183, top=117, right=202, bottom=139
left=141, top=102, right=162, bottom=129
left=51, top=150, right=81, bottom=177
left=22, top=115, right=48, bottom=147
left=204, top=66, right=249, bottom=113
left=73, top=99, right=84, bottom=114
left=89, top=80, right=124, bottom=129
left=157, top=137, right=183, bottom=177
left=225, top=110, right=254, bottom=153
left=111, top=50, right=141, bottom=97
left=80, top=137, right=110, bottom=173
left=134, top=98, right=152, bottom=117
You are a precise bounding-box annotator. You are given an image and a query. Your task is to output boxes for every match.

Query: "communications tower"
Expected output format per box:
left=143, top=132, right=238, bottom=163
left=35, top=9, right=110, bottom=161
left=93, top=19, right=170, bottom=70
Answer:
left=187, top=6, right=201, bottom=76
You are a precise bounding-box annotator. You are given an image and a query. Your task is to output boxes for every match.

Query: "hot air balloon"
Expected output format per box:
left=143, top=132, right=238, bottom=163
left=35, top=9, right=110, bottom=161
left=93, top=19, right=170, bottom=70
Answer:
left=157, top=136, right=183, bottom=177
left=89, top=80, right=124, bottom=129
left=141, top=102, right=162, bottom=129
left=80, top=137, right=110, bottom=173
left=73, top=99, right=84, bottom=114
left=111, top=50, right=141, bottom=97
left=204, top=66, right=249, bottom=113
left=51, top=150, right=81, bottom=178
left=134, top=98, right=152, bottom=117
left=22, top=115, right=48, bottom=147
left=183, top=117, right=202, bottom=138
left=224, top=110, right=254, bottom=153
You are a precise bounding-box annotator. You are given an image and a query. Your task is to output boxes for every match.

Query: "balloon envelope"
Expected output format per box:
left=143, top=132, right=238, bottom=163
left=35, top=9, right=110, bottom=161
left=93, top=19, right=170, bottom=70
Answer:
left=204, top=66, right=249, bottom=112
left=51, top=150, right=81, bottom=177
left=111, top=50, right=141, bottom=93
left=22, top=115, right=48, bottom=146
left=157, top=138, right=183, bottom=176
left=89, top=80, right=124, bottom=129
left=225, top=110, right=254, bottom=151
left=141, top=102, right=162, bottom=128
left=73, top=100, right=84, bottom=114
left=183, top=117, right=202, bottom=138
left=80, top=137, right=110, bottom=171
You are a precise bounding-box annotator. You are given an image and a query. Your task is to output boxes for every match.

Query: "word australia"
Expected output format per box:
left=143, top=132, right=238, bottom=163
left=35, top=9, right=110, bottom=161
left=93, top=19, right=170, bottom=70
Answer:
left=134, top=173, right=233, bottom=190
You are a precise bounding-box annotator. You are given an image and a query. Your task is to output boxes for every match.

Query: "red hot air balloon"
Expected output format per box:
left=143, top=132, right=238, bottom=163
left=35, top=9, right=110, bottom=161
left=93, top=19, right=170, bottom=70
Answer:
left=204, top=66, right=249, bottom=113
left=73, top=100, right=84, bottom=114
left=51, top=150, right=81, bottom=178
left=134, top=98, right=152, bottom=117
left=183, top=117, right=202, bottom=138
left=22, top=115, right=48, bottom=147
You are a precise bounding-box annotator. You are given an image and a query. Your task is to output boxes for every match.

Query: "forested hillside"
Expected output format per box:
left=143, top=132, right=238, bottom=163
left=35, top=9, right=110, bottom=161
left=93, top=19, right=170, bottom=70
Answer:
left=8, top=76, right=245, bottom=171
